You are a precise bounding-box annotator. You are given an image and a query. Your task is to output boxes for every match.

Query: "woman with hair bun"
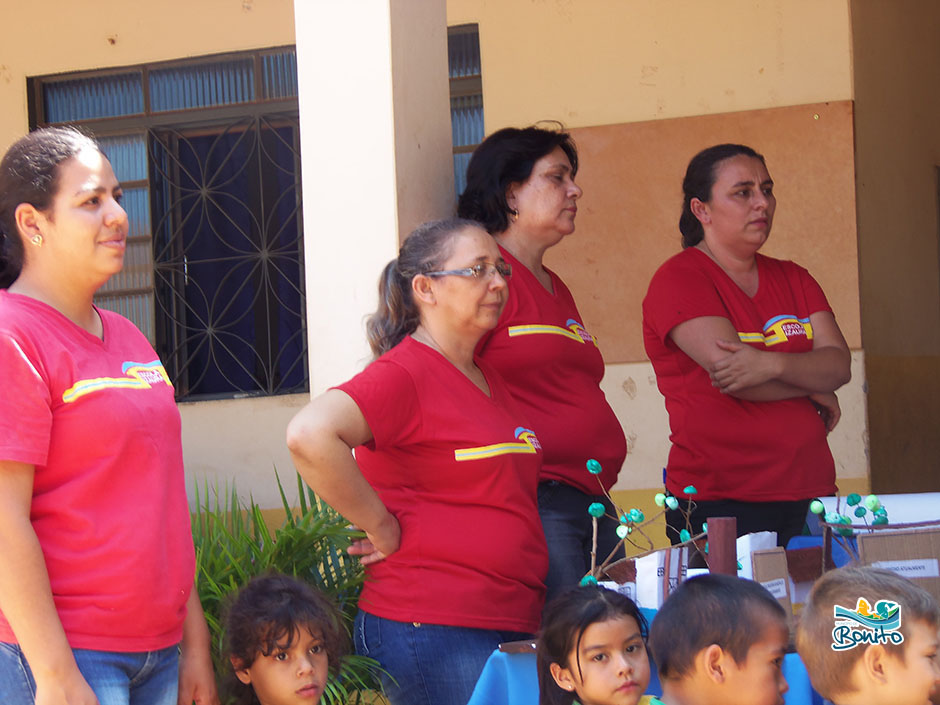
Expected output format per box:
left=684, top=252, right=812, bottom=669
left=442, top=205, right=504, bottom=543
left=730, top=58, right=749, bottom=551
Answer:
left=642, top=143, right=851, bottom=549
left=286, top=219, right=548, bottom=705
left=0, top=127, right=217, bottom=704
left=458, top=125, right=627, bottom=602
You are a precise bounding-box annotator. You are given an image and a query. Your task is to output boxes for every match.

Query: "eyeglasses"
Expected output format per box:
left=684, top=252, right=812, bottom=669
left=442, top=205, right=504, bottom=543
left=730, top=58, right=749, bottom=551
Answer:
left=424, top=260, right=512, bottom=280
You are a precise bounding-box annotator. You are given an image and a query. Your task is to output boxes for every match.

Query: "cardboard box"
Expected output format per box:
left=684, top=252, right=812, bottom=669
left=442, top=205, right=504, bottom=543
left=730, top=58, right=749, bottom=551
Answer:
left=858, top=528, right=940, bottom=603
left=751, top=547, right=793, bottom=615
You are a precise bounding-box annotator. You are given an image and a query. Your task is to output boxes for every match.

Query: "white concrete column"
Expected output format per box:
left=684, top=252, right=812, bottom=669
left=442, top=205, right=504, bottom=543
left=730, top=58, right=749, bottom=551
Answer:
left=294, top=0, right=453, bottom=393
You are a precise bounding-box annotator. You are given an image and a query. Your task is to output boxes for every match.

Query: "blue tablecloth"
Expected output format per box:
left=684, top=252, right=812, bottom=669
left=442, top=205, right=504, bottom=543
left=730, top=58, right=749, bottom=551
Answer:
left=468, top=639, right=821, bottom=705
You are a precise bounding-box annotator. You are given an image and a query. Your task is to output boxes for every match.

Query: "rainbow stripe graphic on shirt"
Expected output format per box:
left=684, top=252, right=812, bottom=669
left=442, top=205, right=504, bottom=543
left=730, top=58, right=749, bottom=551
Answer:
left=62, top=360, right=173, bottom=403
left=507, top=318, right=598, bottom=346
left=737, top=315, right=814, bottom=347
left=454, top=426, right=541, bottom=462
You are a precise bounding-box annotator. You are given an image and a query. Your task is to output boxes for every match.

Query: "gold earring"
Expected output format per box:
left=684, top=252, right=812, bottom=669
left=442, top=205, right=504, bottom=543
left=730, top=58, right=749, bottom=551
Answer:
left=30, top=234, right=43, bottom=247
left=510, top=208, right=519, bottom=222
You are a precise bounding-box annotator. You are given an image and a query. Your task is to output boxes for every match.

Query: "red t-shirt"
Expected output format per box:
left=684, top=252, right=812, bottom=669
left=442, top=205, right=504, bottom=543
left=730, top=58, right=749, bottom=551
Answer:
left=0, top=292, right=194, bottom=650
left=477, top=246, right=626, bottom=493
left=642, top=248, right=838, bottom=502
left=337, top=336, right=547, bottom=633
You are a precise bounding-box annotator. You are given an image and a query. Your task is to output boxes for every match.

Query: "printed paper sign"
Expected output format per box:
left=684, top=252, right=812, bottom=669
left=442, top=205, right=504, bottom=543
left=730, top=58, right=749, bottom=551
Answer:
left=872, top=559, right=940, bottom=579
left=761, top=578, right=788, bottom=599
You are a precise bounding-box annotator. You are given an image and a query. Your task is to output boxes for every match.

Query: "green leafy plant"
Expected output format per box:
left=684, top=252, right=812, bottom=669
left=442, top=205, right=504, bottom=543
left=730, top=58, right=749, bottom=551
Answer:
left=192, top=471, right=384, bottom=704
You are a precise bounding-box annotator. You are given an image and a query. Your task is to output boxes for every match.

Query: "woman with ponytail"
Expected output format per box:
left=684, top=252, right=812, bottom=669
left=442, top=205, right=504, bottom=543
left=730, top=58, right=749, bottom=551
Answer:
left=642, top=144, right=851, bottom=549
left=287, top=219, right=548, bottom=705
left=0, top=127, right=217, bottom=704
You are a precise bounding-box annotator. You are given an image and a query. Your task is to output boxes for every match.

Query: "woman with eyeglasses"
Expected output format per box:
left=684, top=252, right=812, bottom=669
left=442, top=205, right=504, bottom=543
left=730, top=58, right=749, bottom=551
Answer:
left=287, top=218, right=548, bottom=705
left=458, top=126, right=627, bottom=601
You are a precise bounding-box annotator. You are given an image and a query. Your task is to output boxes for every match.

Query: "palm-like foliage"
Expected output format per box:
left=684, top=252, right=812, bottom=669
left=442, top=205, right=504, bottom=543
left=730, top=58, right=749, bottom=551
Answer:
left=192, top=471, right=383, bottom=704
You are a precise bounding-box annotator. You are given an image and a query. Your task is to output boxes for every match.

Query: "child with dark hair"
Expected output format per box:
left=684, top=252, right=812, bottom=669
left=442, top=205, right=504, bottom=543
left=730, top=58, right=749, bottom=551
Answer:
left=648, top=574, right=789, bottom=705
left=224, top=573, right=348, bottom=705
left=796, top=566, right=940, bottom=705
left=538, top=585, right=651, bottom=705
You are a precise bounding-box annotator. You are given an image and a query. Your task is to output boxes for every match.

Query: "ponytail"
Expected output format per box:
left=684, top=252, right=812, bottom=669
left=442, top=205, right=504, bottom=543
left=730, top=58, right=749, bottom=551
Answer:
left=365, top=260, right=420, bottom=358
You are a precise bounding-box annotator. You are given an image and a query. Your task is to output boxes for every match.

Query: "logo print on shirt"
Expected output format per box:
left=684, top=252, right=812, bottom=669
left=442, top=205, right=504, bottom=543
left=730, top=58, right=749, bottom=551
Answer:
left=830, top=597, right=903, bottom=651
left=507, top=318, right=598, bottom=346
left=62, top=360, right=173, bottom=403
left=454, top=426, right=542, bottom=461
left=737, top=315, right=814, bottom=347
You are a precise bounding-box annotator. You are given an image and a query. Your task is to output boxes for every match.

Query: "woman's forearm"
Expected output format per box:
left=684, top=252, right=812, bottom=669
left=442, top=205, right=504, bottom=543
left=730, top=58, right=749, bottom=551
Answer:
left=286, top=390, right=399, bottom=556
left=0, top=467, right=93, bottom=702
left=768, top=345, right=851, bottom=392
left=178, top=588, right=219, bottom=705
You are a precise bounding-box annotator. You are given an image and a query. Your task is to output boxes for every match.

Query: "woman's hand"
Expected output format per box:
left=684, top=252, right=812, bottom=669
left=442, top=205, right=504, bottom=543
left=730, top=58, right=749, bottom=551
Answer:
left=809, top=391, right=841, bottom=433
left=347, top=513, right=401, bottom=565
left=177, top=589, right=220, bottom=705
left=709, top=339, right=779, bottom=393
left=34, top=670, right=99, bottom=705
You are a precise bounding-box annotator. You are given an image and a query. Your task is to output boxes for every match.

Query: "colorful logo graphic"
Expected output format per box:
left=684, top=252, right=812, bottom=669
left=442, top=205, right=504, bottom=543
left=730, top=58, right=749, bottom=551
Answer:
left=62, top=360, right=173, bottom=403
left=831, top=597, right=904, bottom=651
left=454, top=426, right=542, bottom=462
left=508, top=318, right=598, bottom=346
left=737, top=314, right=814, bottom=347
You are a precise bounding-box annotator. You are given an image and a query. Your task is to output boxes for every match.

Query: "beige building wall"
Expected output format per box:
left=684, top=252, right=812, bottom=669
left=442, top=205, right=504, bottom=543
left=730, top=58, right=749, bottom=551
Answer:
left=4, top=1, right=898, bottom=515
left=851, top=0, right=940, bottom=492
left=447, top=0, right=869, bottom=511
left=446, top=0, right=853, bottom=129
left=0, top=0, right=303, bottom=508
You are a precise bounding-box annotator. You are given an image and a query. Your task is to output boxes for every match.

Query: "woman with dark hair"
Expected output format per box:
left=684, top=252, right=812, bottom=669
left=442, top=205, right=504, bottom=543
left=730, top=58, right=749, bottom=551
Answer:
left=286, top=219, right=548, bottom=705
left=0, top=127, right=217, bottom=704
left=642, top=143, right=851, bottom=548
left=458, top=126, right=626, bottom=601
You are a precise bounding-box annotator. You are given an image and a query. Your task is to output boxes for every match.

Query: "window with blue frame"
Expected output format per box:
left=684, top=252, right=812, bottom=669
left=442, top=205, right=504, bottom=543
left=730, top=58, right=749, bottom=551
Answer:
left=30, top=48, right=306, bottom=400
left=29, top=36, right=479, bottom=398
left=448, top=25, right=484, bottom=198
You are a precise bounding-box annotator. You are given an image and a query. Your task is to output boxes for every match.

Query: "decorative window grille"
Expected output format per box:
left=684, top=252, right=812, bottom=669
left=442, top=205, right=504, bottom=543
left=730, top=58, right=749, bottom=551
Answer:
left=30, top=48, right=306, bottom=400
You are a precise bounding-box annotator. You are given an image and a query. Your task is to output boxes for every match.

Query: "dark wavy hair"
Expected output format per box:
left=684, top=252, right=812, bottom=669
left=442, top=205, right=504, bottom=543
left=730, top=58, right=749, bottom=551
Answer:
left=538, top=585, right=649, bottom=705
left=223, top=573, right=348, bottom=705
left=457, top=124, right=578, bottom=234
left=365, top=218, right=479, bottom=358
left=0, top=126, right=99, bottom=288
left=678, top=143, right=766, bottom=248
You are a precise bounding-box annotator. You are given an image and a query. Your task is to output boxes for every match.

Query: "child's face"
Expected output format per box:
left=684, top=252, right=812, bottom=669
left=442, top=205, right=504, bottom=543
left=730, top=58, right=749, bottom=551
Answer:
left=880, top=619, right=940, bottom=705
left=722, top=618, right=789, bottom=705
left=234, top=625, right=329, bottom=705
left=550, top=614, right=651, bottom=705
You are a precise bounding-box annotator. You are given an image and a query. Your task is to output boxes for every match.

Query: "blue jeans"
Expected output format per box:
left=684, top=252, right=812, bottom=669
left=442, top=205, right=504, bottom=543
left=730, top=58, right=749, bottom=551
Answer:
left=0, top=642, right=179, bottom=705
left=538, top=481, right=621, bottom=604
left=353, top=610, right=531, bottom=705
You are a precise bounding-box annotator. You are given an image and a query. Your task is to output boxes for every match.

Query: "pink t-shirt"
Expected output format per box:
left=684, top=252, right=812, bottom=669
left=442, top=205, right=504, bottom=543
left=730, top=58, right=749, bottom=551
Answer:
left=642, top=248, right=838, bottom=502
left=477, top=246, right=626, bottom=493
left=337, top=336, right=548, bottom=633
left=0, top=291, right=194, bottom=650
